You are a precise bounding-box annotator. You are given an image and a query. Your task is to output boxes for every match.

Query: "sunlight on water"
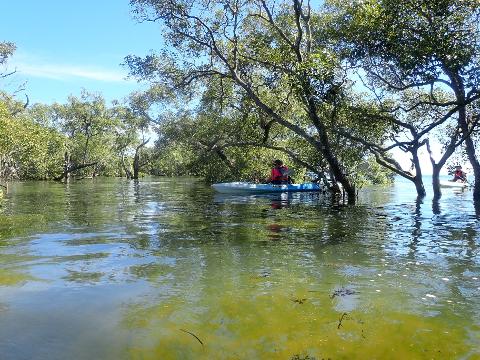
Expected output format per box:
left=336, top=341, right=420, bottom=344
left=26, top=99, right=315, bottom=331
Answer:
left=0, top=177, right=479, bottom=359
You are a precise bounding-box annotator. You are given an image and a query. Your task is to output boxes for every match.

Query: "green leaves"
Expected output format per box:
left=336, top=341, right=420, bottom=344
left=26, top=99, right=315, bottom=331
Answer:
left=0, top=41, right=16, bottom=66
left=0, top=94, right=66, bottom=180
left=333, top=0, right=480, bottom=80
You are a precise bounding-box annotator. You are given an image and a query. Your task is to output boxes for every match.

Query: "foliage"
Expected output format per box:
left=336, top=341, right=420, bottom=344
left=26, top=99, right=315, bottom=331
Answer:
left=125, top=0, right=363, bottom=201
left=51, top=90, right=120, bottom=177
left=324, top=0, right=480, bottom=198
left=0, top=42, right=15, bottom=66
left=0, top=93, right=65, bottom=179
left=111, top=96, right=153, bottom=178
left=328, top=0, right=480, bottom=83
left=149, top=77, right=392, bottom=185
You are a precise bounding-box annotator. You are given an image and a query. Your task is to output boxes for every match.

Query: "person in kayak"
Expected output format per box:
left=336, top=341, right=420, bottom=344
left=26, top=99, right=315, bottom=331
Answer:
left=269, top=160, right=292, bottom=184
left=451, top=165, right=467, bottom=182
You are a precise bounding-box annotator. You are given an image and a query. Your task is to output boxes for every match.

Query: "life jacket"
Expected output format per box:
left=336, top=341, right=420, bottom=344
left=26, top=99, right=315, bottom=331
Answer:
left=271, top=166, right=289, bottom=182
left=454, top=169, right=465, bottom=179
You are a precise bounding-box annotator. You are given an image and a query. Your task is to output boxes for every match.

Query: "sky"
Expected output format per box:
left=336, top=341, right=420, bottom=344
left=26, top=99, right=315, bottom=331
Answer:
left=1, top=0, right=158, bottom=105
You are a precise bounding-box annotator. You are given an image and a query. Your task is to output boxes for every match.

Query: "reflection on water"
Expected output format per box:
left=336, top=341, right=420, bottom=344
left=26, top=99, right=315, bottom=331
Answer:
left=0, top=177, right=479, bottom=359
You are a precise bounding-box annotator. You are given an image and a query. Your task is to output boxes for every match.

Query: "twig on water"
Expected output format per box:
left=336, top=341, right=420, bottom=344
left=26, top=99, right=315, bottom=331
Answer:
left=180, top=328, right=204, bottom=347
left=337, top=312, right=348, bottom=329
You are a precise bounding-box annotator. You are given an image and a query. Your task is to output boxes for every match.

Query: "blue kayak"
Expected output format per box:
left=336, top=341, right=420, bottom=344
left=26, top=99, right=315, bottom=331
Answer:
left=212, top=182, right=322, bottom=193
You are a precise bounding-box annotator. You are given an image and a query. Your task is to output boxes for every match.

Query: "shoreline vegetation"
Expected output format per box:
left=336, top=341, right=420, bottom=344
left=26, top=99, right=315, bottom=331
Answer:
left=1, top=0, right=480, bottom=205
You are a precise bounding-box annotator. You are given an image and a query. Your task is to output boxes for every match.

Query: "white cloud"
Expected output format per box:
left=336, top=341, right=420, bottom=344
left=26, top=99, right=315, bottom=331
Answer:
left=14, top=62, right=128, bottom=82
left=7, top=51, right=131, bottom=83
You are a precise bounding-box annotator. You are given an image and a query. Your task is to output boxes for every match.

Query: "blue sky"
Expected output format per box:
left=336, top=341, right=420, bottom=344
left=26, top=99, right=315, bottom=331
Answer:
left=1, top=0, right=158, bottom=105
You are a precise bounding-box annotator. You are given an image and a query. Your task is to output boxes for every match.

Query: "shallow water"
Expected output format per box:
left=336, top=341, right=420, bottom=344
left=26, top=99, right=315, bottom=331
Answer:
left=0, top=177, right=479, bottom=359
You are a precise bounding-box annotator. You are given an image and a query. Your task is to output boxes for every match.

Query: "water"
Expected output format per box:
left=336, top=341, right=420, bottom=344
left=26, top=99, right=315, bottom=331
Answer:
left=0, top=177, right=479, bottom=359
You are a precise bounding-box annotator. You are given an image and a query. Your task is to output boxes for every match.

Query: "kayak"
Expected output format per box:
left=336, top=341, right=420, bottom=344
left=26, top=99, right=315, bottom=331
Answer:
left=212, top=182, right=322, bottom=193
left=439, top=180, right=468, bottom=188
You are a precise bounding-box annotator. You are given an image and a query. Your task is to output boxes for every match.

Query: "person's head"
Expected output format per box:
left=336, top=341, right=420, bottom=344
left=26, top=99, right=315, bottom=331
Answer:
left=456, top=165, right=462, bottom=170
left=273, top=159, right=283, bottom=167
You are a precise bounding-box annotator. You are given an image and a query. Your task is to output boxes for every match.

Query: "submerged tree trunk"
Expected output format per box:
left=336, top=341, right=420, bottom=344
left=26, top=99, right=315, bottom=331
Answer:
left=132, top=138, right=150, bottom=180
left=431, top=168, right=441, bottom=200
left=445, top=69, right=480, bottom=204
left=54, top=152, right=97, bottom=182
left=133, top=153, right=140, bottom=180
left=54, top=162, right=97, bottom=182
left=410, top=143, right=426, bottom=198
left=413, top=175, right=426, bottom=199
left=315, top=125, right=356, bottom=203
left=459, top=113, right=480, bottom=202
left=426, top=135, right=459, bottom=201
left=303, top=82, right=356, bottom=203
left=430, top=135, right=474, bottom=200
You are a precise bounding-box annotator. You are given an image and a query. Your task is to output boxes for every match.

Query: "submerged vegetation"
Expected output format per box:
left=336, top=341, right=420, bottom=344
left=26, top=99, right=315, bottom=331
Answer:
left=1, top=0, right=480, bottom=204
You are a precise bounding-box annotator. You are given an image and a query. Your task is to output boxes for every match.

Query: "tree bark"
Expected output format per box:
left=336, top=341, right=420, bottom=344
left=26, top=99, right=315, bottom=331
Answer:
left=54, top=160, right=97, bottom=182
left=121, top=154, right=133, bottom=179
left=458, top=107, right=480, bottom=202
left=132, top=138, right=150, bottom=180
left=444, top=68, right=480, bottom=204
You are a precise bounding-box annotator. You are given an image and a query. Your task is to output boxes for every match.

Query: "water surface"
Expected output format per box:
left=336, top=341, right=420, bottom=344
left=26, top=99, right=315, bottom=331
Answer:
left=0, top=177, right=479, bottom=359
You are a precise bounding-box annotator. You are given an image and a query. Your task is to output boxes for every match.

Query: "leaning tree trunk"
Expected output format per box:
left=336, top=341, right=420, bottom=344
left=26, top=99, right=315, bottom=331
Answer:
left=215, top=149, right=240, bottom=178
left=306, top=99, right=356, bottom=203
left=54, top=153, right=97, bottom=182
left=412, top=175, right=426, bottom=199
left=428, top=138, right=457, bottom=201
left=411, top=145, right=426, bottom=198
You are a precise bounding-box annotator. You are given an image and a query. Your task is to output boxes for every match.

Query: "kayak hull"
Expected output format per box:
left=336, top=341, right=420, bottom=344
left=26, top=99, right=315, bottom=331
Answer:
left=439, top=180, right=468, bottom=188
left=212, top=182, right=322, bottom=193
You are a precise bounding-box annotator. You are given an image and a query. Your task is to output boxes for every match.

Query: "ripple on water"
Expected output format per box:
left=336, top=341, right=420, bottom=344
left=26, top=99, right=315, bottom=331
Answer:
left=0, top=177, right=479, bottom=359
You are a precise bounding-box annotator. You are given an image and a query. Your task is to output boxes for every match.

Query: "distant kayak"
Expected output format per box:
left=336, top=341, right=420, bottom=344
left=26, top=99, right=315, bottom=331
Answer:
left=212, top=182, right=322, bottom=193
left=439, top=180, right=468, bottom=188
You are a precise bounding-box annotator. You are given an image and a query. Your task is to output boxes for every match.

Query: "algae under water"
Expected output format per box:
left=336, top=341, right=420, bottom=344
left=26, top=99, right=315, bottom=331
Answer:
left=0, top=177, right=479, bottom=359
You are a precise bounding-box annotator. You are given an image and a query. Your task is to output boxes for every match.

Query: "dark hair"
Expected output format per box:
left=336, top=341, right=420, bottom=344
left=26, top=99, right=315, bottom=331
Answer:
left=273, top=159, right=283, bottom=166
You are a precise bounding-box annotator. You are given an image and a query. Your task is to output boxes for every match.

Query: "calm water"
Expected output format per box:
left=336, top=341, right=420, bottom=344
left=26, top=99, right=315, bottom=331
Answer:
left=0, top=177, right=479, bottom=359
